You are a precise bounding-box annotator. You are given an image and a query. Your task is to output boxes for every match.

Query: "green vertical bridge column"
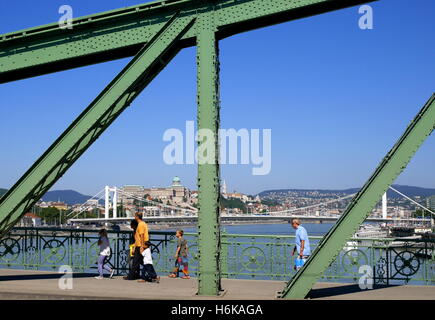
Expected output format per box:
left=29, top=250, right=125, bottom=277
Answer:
left=196, top=10, right=222, bottom=296
left=281, top=93, right=435, bottom=299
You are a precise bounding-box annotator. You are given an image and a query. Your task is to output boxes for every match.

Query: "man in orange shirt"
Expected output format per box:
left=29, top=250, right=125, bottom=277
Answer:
left=125, top=212, right=149, bottom=280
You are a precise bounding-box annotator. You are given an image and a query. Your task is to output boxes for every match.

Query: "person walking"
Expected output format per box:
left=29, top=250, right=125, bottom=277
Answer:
left=128, top=219, right=139, bottom=278
left=95, top=229, right=114, bottom=279
left=169, top=230, right=190, bottom=279
left=125, top=212, right=149, bottom=280
left=291, top=219, right=311, bottom=271
left=138, top=241, right=160, bottom=283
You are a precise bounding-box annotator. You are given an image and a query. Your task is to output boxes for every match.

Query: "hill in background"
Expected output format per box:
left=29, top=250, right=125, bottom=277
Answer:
left=0, top=189, right=93, bottom=205
left=0, top=184, right=434, bottom=205
left=259, top=184, right=435, bottom=199
left=41, top=190, right=94, bottom=205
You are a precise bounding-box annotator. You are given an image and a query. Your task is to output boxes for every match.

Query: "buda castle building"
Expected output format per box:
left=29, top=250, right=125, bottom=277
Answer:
left=119, top=176, right=193, bottom=205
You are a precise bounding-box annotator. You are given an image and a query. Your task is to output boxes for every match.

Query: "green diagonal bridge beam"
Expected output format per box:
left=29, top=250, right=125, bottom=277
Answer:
left=0, top=13, right=197, bottom=238
left=281, top=93, right=435, bottom=299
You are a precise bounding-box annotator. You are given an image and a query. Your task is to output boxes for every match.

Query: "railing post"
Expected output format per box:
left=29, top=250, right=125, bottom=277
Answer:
left=426, top=242, right=429, bottom=285
left=386, top=248, right=390, bottom=286
left=196, top=9, right=222, bottom=296
left=221, top=231, right=228, bottom=278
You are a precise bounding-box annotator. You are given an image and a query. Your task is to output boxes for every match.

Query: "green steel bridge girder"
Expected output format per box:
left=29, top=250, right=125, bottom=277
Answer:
left=0, top=14, right=197, bottom=239
left=196, top=11, right=222, bottom=296
left=3, top=0, right=429, bottom=300
left=281, top=93, right=435, bottom=299
left=0, top=0, right=376, bottom=83
left=0, top=0, right=378, bottom=297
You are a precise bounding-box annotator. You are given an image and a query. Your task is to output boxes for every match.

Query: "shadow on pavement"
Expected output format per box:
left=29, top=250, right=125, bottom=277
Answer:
left=0, top=272, right=96, bottom=281
left=307, top=284, right=400, bottom=299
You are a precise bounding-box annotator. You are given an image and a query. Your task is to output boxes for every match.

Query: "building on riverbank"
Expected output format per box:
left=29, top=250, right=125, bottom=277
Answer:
left=119, top=177, right=194, bottom=206
left=20, top=213, right=42, bottom=227
left=427, top=195, right=435, bottom=211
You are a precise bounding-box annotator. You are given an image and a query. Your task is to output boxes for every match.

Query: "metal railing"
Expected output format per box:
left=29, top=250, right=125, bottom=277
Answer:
left=0, top=227, right=433, bottom=285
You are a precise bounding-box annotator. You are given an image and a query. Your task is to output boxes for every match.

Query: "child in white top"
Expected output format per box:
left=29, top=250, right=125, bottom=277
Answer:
left=142, top=246, right=153, bottom=265
left=138, top=241, right=160, bottom=283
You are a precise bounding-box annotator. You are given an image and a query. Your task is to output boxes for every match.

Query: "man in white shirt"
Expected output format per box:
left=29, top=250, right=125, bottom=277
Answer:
left=291, top=219, right=311, bottom=271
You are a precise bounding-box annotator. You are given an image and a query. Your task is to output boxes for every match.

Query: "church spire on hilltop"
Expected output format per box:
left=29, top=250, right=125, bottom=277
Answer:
left=221, top=179, right=227, bottom=196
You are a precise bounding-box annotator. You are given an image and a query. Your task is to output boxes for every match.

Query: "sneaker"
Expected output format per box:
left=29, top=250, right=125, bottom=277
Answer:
left=153, top=276, right=160, bottom=283
left=109, top=269, right=115, bottom=279
left=94, top=276, right=103, bottom=280
left=181, top=275, right=190, bottom=279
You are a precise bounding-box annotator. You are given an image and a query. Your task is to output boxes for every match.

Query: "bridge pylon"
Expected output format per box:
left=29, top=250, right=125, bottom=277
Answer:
left=104, top=186, right=118, bottom=219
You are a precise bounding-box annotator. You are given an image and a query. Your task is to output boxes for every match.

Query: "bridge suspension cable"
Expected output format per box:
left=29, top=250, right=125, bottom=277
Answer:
left=66, top=188, right=106, bottom=219
left=267, top=193, right=356, bottom=216
left=389, top=186, right=435, bottom=217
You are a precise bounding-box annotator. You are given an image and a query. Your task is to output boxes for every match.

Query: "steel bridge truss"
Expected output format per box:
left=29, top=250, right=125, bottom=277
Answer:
left=0, top=0, right=433, bottom=298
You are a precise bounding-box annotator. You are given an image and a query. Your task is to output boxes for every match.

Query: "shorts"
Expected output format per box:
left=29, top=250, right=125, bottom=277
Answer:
left=295, top=256, right=309, bottom=271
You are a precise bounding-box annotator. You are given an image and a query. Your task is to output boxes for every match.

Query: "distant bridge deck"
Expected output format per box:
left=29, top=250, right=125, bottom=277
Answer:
left=0, top=269, right=433, bottom=300
left=69, top=215, right=432, bottom=225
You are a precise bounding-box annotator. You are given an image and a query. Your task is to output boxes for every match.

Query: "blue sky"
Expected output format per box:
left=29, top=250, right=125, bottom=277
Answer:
left=0, top=0, right=434, bottom=196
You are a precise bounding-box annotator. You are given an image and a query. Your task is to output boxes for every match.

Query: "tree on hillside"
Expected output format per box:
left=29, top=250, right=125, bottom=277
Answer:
left=39, top=207, right=61, bottom=224
left=261, top=199, right=281, bottom=206
left=413, top=209, right=429, bottom=218
left=220, top=197, right=247, bottom=213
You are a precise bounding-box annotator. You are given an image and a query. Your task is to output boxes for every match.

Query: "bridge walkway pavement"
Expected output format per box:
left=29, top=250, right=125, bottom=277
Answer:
left=0, top=269, right=433, bottom=300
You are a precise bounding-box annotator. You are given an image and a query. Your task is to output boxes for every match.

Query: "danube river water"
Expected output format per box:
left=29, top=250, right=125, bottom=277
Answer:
left=160, top=222, right=334, bottom=237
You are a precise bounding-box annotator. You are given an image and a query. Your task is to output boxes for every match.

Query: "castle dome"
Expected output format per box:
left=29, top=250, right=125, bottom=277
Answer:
left=172, top=176, right=182, bottom=186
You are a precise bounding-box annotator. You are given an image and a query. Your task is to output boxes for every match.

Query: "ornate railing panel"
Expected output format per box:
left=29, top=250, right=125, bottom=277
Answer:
left=0, top=227, right=176, bottom=275
left=0, top=227, right=433, bottom=285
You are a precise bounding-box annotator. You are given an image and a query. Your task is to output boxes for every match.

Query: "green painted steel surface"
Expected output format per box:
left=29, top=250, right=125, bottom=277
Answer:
left=4, top=0, right=423, bottom=299
left=281, top=94, right=435, bottom=299
left=0, top=14, right=196, bottom=239
left=196, top=10, right=222, bottom=296
left=0, top=0, right=374, bottom=83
